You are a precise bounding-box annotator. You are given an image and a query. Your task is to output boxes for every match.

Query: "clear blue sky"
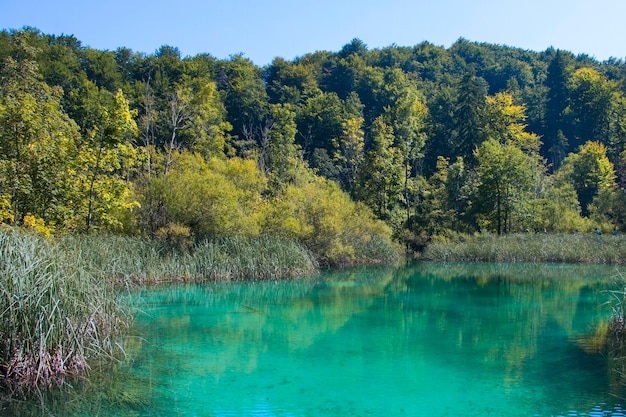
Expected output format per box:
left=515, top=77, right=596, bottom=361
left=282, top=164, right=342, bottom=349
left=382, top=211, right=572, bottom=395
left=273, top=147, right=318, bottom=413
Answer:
left=2, top=0, right=625, bottom=66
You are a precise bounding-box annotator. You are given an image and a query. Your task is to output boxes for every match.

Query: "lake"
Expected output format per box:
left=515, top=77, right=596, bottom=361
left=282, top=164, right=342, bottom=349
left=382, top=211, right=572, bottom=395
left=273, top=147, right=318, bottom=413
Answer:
left=5, top=262, right=626, bottom=416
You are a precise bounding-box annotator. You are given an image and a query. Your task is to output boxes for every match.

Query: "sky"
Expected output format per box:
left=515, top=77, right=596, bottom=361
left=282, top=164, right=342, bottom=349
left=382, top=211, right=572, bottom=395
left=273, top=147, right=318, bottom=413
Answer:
left=2, top=0, right=626, bottom=66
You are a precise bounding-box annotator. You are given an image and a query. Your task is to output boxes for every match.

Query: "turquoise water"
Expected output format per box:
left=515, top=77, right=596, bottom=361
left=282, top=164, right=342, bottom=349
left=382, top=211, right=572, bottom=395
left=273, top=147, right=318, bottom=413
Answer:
left=6, top=262, right=626, bottom=416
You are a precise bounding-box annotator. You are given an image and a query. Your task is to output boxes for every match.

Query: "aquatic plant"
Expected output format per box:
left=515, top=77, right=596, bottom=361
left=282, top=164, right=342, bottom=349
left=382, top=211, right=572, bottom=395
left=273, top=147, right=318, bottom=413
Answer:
left=422, top=232, right=626, bottom=264
left=0, top=230, right=131, bottom=387
left=607, top=271, right=626, bottom=345
left=176, top=235, right=318, bottom=281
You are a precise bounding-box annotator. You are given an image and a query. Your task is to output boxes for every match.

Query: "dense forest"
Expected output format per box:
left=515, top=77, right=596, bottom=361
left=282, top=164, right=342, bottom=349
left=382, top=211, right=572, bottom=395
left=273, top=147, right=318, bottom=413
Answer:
left=2, top=27, right=626, bottom=261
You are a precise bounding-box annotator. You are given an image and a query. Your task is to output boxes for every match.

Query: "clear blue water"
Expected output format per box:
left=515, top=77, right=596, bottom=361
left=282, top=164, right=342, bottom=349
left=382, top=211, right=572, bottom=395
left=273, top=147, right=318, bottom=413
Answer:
left=5, top=262, right=626, bottom=416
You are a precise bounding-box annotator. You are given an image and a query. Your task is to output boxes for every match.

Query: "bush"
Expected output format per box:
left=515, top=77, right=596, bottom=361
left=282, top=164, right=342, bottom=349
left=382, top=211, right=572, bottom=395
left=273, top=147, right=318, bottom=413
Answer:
left=263, top=175, right=399, bottom=267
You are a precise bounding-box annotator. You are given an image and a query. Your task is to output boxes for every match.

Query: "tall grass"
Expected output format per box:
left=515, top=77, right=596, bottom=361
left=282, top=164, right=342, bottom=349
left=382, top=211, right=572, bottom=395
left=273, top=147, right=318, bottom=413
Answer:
left=422, top=233, right=626, bottom=264
left=55, top=234, right=318, bottom=283
left=57, top=234, right=318, bottom=284
left=0, top=230, right=130, bottom=388
left=189, top=236, right=318, bottom=280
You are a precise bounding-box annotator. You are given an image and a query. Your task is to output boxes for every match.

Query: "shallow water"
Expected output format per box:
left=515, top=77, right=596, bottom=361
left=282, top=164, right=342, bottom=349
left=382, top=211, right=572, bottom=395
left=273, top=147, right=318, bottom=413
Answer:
left=6, top=262, right=626, bottom=416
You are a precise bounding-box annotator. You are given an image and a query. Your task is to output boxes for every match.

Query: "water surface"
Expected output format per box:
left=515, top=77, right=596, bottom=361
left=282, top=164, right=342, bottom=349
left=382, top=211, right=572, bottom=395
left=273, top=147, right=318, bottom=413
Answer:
left=7, top=262, right=626, bottom=416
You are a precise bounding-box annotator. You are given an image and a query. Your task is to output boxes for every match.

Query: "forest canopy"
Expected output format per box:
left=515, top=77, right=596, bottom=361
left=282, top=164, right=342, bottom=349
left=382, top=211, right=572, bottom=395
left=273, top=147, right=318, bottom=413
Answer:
left=2, top=27, right=626, bottom=260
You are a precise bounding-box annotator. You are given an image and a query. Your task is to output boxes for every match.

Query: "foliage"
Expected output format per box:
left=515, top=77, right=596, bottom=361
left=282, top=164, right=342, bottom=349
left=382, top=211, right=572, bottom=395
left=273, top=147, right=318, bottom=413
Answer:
left=136, top=151, right=265, bottom=237
left=473, top=139, right=535, bottom=234
left=293, top=174, right=398, bottom=266
left=557, top=141, right=617, bottom=216
left=0, top=38, right=81, bottom=231
left=3, top=28, right=626, bottom=255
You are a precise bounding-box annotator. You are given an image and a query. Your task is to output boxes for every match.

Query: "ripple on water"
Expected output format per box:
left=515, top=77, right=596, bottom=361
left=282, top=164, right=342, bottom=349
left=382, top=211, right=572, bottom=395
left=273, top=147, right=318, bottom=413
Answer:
left=552, top=404, right=625, bottom=417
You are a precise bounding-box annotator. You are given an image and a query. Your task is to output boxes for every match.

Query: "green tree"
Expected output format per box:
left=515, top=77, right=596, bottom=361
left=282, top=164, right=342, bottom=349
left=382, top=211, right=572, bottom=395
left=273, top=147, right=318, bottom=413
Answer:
left=452, top=66, right=488, bottom=165
left=137, top=151, right=265, bottom=238
left=536, top=178, right=587, bottom=232
left=543, top=50, right=574, bottom=168
left=587, top=184, right=626, bottom=231
left=296, top=91, right=349, bottom=161
left=262, top=103, right=302, bottom=190
left=358, top=116, right=403, bottom=220
left=332, top=116, right=365, bottom=195
left=568, top=68, right=626, bottom=159
left=164, top=76, right=230, bottom=171
left=386, top=87, right=429, bottom=225
left=0, top=38, right=81, bottom=230
left=558, top=141, right=616, bottom=217
left=413, top=156, right=461, bottom=240
left=473, top=139, right=535, bottom=234
left=264, top=57, right=320, bottom=106
left=217, top=55, right=268, bottom=155
left=81, top=89, right=139, bottom=232
left=264, top=169, right=396, bottom=266
left=483, top=92, right=541, bottom=152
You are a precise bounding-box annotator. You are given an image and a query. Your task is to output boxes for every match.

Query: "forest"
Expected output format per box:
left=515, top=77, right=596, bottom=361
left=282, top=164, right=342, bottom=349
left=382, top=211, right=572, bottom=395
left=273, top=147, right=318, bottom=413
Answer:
left=2, top=27, right=626, bottom=262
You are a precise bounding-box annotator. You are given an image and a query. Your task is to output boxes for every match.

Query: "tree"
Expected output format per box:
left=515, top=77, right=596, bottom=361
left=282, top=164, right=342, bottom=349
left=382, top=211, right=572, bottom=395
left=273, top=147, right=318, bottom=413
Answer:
left=557, top=141, right=616, bottom=217
left=296, top=91, right=349, bottom=160
left=451, top=66, right=488, bottom=165
left=164, top=76, right=230, bottom=171
left=568, top=68, right=626, bottom=160
left=332, top=116, right=365, bottom=195
left=262, top=103, right=302, bottom=190
left=536, top=178, right=586, bottom=232
left=358, top=116, right=403, bottom=220
left=265, top=169, right=396, bottom=266
left=138, top=151, right=265, bottom=238
left=217, top=54, right=268, bottom=155
left=0, top=37, right=81, bottom=230
left=264, top=57, right=320, bottom=106
left=473, top=139, right=536, bottom=234
left=483, top=92, right=541, bottom=152
left=82, top=89, right=139, bottom=233
left=385, top=86, right=429, bottom=225
left=413, top=156, right=462, bottom=239
left=543, top=50, right=573, bottom=168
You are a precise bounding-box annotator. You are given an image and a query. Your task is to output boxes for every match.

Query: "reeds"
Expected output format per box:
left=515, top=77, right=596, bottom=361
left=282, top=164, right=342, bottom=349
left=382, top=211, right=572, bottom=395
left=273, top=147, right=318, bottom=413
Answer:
left=173, top=235, right=318, bottom=282
left=0, top=230, right=130, bottom=388
left=422, top=233, right=626, bottom=264
left=52, top=234, right=317, bottom=284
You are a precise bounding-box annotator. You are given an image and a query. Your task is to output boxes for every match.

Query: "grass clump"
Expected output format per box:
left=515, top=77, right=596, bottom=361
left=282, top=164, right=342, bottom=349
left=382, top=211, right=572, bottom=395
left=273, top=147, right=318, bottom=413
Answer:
left=422, top=232, right=626, bottom=264
left=0, top=230, right=130, bottom=388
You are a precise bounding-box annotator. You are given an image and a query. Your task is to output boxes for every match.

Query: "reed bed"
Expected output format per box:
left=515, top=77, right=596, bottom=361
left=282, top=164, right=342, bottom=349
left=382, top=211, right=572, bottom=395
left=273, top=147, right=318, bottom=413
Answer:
left=53, top=234, right=317, bottom=284
left=0, top=230, right=130, bottom=388
left=422, top=233, right=626, bottom=264
left=175, top=236, right=318, bottom=282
